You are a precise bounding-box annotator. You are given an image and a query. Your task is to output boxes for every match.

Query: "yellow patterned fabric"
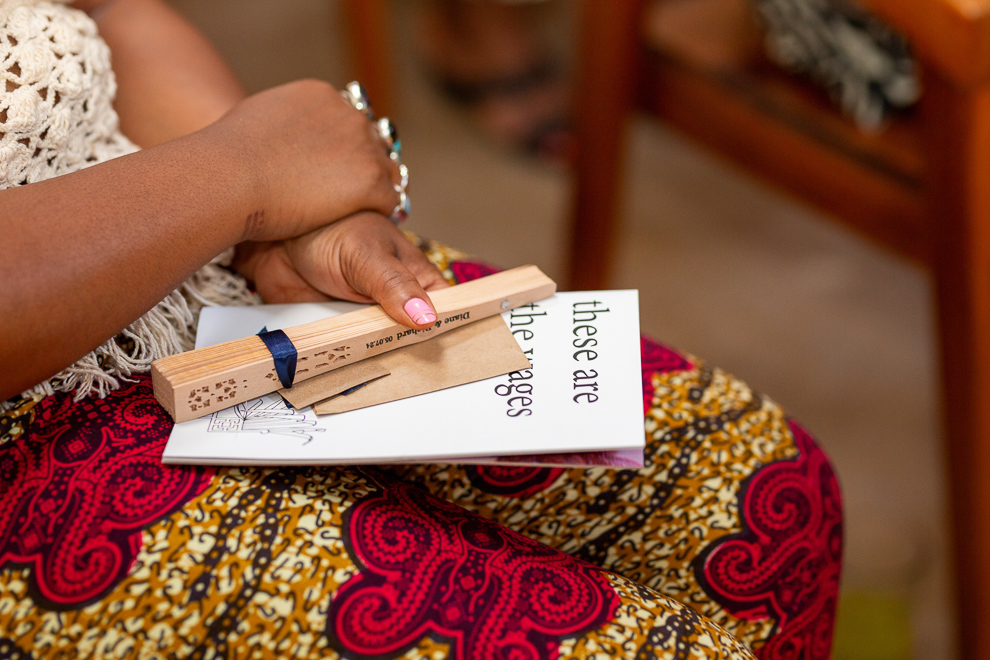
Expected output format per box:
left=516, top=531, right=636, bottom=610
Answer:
left=0, top=239, right=841, bottom=659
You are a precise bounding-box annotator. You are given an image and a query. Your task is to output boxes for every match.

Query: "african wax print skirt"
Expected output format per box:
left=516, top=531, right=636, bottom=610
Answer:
left=0, top=238, right=842, bottom=659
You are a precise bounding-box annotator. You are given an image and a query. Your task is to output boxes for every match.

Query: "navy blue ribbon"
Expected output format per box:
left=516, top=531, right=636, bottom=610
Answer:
left=257, top=328, right=298, bottom=389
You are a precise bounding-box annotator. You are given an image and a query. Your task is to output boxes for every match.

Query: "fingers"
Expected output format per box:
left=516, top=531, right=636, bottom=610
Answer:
left=344, top=218, right=450, bottom=328
left=349, top=93, right=404, bottom=217
left=352, top=113, right=404, bottom=219
left=279, top=212, right=448, bottom=328
left=354, top=250, right=438, bottom=329
left=232, top=241, right=333, bottom=304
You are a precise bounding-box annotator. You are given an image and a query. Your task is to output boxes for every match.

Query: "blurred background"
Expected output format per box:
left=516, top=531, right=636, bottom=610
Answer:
left=165, top=1, right=951, bottom=657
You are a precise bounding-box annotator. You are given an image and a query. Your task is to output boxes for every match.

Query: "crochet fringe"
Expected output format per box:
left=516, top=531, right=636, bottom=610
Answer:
left=2, top=250, right=260, bottom=413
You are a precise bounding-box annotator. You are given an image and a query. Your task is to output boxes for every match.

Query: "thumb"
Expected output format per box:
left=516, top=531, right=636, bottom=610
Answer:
left=354, top=253, right=439, bottom=329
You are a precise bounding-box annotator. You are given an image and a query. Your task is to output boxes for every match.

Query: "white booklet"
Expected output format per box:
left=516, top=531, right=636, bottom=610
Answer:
left=162, top=290, right=644, bottom=466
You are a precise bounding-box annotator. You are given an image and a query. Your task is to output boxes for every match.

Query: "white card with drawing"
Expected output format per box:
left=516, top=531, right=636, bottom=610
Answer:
left=161, top=290, right=644, bottom=465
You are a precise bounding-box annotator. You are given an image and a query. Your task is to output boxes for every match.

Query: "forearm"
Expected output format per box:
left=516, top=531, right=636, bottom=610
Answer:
left=81, top=0, right=247, bottom=147
left=0, top=128, right=256, bottom=400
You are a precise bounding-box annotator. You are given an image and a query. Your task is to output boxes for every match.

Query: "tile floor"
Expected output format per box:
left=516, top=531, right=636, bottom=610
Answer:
left=167, top=1, right=955, bottom=656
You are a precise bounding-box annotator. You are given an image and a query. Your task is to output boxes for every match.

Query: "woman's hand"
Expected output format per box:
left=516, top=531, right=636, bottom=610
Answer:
left=233, top=213, right=449, bottom=329
left=0, top=0, right=412, bottom=399
left=210, top=80, right=404, bottom=243
left=0, top=81, right=409, bottom=398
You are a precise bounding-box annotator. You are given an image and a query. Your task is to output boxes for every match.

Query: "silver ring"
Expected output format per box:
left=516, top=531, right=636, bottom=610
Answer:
left=340, top=81, right=374, bottom=120
left=377, top=117, right=401, bottom=162
left=390, top=163, right=409, bottom=224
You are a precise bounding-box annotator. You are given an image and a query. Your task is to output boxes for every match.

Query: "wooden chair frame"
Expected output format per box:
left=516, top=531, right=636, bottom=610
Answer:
left=345, top=0, right=990, bottom=655
left=569, top=2, right=990, bottom=657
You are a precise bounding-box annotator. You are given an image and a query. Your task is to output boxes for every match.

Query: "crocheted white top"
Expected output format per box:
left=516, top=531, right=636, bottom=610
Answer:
left=0, top=0, right=257, bottom=407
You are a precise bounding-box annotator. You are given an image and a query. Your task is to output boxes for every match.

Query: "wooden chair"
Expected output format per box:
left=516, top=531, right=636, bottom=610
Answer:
left=569, top=1, right=990, bottom=657
left=343, top=0, right=990, bottom=655
left=339, top=0, right=396, bottom=120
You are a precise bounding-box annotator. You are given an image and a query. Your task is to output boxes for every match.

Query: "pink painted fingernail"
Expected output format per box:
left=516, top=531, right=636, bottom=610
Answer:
left=404, top=298, right=436, bottom=325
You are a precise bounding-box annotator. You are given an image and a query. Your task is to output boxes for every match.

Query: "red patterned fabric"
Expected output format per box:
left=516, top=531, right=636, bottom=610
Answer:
left=696, top=421, right=843, bottom=659
left=450, top=260, right=500, bottom=283
left=0, top=377, right=209, bottom=608
left=640, top=337, right=693, bottom=413
left=328, top=477, right=619, bottom=660
left=464, top=466, right=566, bottom=499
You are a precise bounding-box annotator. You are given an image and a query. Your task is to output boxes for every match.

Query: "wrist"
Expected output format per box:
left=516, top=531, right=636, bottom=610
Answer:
left=196, top=117, right=271, bottom=244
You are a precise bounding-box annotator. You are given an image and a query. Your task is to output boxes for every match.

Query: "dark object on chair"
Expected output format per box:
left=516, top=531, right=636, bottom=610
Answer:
left=755, top=0, right=920, bottom=130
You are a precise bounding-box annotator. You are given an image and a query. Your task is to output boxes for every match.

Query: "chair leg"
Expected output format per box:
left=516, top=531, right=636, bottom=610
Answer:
left=922, top=68, right=990, bottom=660
left=339, top=0, right=395, bottom=120
left=567, top=0, right=646, bottom=291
